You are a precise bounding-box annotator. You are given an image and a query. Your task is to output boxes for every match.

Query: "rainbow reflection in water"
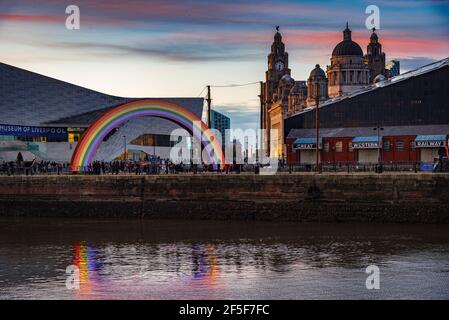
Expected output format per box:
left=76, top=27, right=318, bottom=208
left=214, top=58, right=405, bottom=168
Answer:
left=191, top=244, right=219, bottom=286
left=73, top=243, right=103, bottom=296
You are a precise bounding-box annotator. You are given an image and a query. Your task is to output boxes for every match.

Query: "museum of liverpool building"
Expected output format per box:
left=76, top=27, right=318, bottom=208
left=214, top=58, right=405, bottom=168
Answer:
left=284, top=57, right=449, bottom=165
left=0, top=62, right=204, bottom=163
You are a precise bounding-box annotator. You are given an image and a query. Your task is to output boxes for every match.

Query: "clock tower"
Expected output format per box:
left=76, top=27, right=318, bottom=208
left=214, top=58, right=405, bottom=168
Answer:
left=265, top=28, right=291, bottom=104
left=261, top=27, right=292, bottom=158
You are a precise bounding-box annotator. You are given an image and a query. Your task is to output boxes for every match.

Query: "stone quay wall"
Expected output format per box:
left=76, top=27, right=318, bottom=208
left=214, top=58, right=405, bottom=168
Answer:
left=0, top=173, right=448, bottom=223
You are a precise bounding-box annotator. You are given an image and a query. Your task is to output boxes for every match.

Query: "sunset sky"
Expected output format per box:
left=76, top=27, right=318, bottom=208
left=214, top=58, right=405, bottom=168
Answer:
left=1, top=0, right=448, bottom=130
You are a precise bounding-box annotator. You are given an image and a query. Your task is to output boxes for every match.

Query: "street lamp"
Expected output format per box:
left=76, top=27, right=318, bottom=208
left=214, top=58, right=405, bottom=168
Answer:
left=123, top=135, right=127, bottom=160
left=373, top=125, right=384, bottom=172
left=315, top=83, right=321, bottom=173
left=153, top=135, right=156, bottom=158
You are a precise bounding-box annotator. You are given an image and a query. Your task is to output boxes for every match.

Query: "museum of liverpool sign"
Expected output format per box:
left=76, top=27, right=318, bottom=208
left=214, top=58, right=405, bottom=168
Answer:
left=0, top=124, right=68, bottom=139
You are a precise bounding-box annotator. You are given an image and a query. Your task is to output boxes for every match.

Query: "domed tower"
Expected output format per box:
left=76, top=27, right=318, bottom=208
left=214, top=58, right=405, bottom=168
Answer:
left=326, top=23, right=370, bottom=97
left=307, top=64, right=329, bottom=107
left=364, top=28, right=386, bottom=83
left=288, top=81, right=307, bottom=114
left=277, top=74, right=295, bottom=104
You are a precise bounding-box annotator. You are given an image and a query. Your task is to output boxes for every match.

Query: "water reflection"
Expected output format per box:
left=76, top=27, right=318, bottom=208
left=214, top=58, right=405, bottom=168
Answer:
left=0, top=219, right=448, bottom=299
left=73, top=243, right=104, bottom=296
left=70, top=242, right=221, bottom=295
left=191, top=244, right=219, bottom=286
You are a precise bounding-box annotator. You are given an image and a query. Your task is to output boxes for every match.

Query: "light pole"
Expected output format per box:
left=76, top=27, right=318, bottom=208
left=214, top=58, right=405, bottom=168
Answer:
left=153, top=135, right=156, bottom=158
left=315, top=83, right=320, bottom=173
left=258, top=81, right=263, bottom=161
left=373, top=125, right=384, bottom=172
left=123, top=135, right=127, bottom=160
left=206, top=85, right=212, bottom=128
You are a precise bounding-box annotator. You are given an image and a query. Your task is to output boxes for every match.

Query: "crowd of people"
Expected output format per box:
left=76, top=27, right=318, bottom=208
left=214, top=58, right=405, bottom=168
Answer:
left=4, top=151, right=445, bottom=175
left=0, top=153, right=260, bottom=175
left=0, top=159, right=70, bottom=175
left=85, top=157, right=251, bottom=175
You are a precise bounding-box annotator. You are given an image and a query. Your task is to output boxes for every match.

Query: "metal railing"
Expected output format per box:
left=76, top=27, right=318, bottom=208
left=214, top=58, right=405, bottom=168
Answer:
left=0, top=161, right=70, bottom=176
left=1, top=160, right=448, bottom=176
left=277, top=160, right=449, bottom=173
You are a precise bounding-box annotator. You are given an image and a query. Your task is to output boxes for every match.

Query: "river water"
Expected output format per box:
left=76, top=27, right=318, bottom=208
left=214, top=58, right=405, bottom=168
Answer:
left=0, top=219, right=448, bottom=299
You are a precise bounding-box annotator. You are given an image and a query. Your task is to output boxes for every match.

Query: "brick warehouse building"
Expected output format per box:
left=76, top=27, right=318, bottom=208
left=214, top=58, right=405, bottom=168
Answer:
left=286, top=125, right=449, bottom=165
left=284, top=58, right=449, bottom=165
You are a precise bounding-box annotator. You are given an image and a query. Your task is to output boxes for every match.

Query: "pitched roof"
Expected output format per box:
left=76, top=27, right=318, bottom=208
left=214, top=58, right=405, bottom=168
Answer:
left=45, top=98, right=204, bottom=127
left=289, top=57, right=449, bottom=118
left=287, top=124, right=449, bottom=140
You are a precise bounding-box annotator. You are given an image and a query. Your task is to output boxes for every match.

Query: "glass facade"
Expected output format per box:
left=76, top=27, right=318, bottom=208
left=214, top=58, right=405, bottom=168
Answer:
left=284, top=65, right=449, bottom=138
left=210, top=110, right=231, bottom=148
left=130, top=134, right=181, bottom=147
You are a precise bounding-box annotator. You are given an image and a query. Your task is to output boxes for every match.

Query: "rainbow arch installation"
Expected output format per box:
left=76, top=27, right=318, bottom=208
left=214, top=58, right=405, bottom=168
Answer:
left=70, top=99, right=224, bottom=172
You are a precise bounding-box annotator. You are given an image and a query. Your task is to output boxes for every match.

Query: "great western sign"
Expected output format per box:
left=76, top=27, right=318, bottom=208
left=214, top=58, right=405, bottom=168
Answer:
left=294, top=143, right=322, bottom=150
left=0, top=124, right=68, bottom=139
left=351, top=142, right=379, bottom=149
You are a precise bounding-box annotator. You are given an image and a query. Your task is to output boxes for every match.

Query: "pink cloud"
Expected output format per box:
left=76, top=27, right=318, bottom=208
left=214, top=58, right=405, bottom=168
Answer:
left=0, top=13, right=62, bottom=23
left=0, top=12, right=132, bottom=26
left=150, top=27, right=448, bottom=62
left=283, top=29, right=449, bottom=59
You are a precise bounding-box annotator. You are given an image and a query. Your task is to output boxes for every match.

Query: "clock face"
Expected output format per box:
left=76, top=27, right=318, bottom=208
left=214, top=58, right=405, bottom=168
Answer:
left=275, top=61, right=284, bottom=71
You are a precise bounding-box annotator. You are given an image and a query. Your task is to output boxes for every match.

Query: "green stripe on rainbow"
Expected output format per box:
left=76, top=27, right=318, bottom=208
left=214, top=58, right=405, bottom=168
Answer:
left=70, top=99, right=224, bottom=172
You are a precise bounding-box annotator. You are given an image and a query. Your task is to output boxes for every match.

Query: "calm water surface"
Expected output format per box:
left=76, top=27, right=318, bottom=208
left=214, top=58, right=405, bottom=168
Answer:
left=0, top=219, right=448, bottom=299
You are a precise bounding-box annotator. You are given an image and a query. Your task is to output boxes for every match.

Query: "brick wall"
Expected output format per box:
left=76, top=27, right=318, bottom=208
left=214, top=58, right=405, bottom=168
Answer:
left=0, top=174, right=449, bottom=222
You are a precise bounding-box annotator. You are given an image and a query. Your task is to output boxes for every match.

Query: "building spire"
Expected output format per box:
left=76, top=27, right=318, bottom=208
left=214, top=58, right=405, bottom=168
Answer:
left=343, top=22, right=352, bottom=41
left=274, top=25, right=282, bottom=43
left=370, top=26, right=378, bottom=42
